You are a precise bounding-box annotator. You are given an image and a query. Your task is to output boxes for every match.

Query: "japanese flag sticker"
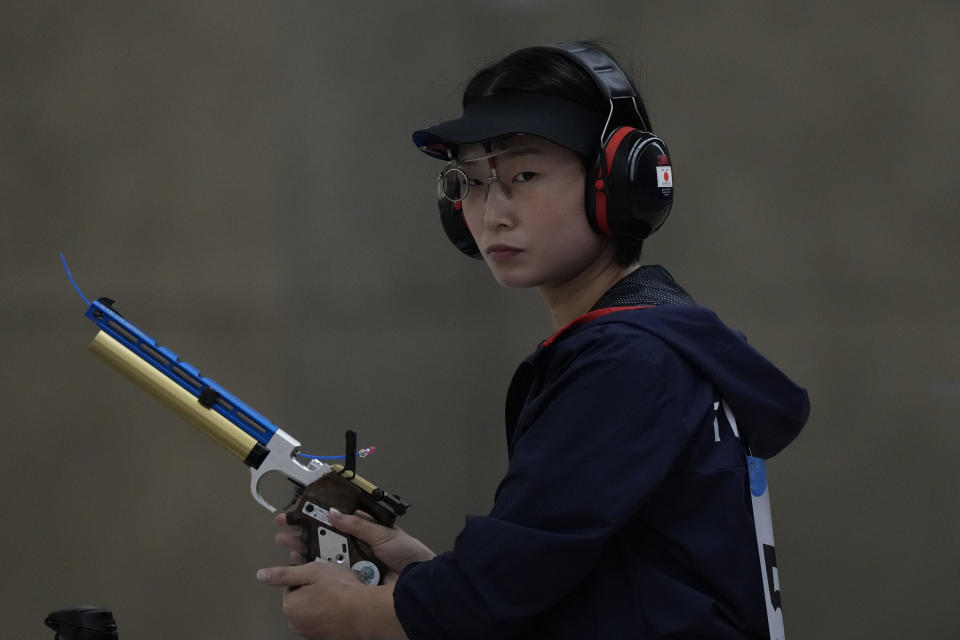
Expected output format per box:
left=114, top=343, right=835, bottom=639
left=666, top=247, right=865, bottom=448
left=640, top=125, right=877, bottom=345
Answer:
left=657, top=166, right=673, bottom=188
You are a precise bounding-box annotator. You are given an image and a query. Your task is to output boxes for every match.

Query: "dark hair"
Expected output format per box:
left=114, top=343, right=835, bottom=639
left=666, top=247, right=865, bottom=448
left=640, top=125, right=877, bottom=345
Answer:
left=462, top=43, right=649, bottom=266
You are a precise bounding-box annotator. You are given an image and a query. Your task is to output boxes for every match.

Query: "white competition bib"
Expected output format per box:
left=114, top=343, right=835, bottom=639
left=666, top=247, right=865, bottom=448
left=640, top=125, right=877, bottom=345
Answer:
left=747, top=455, right=785, bottom=639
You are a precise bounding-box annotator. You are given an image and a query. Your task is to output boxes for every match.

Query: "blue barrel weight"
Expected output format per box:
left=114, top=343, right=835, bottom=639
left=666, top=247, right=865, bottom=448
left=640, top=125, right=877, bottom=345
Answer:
left=84, top=298, right=279, bottom=446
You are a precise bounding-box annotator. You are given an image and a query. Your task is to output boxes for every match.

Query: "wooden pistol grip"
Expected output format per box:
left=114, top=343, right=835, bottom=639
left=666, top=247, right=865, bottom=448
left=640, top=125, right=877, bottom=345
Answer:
left=285, top=473, right=397, bottom=584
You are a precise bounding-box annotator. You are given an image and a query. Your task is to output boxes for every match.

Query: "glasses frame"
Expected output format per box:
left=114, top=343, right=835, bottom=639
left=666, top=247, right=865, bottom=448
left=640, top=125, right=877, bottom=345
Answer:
left=436, top=163, right=513, bottom=203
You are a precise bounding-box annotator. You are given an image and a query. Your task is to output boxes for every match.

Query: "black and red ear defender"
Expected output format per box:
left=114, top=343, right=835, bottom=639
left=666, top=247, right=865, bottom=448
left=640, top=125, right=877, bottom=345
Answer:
left=548, top=42, right=673, bottom=241
left=437, top=180, right=480, bottom=258
left=587, top=126, right=673, bottom=239
left=437, top=158, right=483, bottom=260
left=432, top=41, right=673, bottom=259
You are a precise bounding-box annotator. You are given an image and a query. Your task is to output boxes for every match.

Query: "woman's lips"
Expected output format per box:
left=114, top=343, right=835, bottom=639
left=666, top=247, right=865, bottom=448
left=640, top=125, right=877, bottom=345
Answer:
left=486, top=244, right=523, bottom=261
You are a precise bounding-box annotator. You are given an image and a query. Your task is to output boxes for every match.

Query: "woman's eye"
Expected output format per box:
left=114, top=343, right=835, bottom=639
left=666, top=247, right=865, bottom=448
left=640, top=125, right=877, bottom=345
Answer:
left=466, top=178, right=483, bottom=187
left=514, top=171, right=537, bottom=183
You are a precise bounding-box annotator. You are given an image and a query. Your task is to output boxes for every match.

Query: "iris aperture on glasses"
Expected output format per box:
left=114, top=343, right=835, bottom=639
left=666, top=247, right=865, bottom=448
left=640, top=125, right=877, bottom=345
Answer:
left=437, top=165, right=474, bottom=203
left=436, top=164, right=513, bottom=203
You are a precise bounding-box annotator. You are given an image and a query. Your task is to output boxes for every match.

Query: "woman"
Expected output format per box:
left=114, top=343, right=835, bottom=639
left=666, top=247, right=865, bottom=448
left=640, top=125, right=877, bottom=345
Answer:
left=257, top=41, right=809, bottom=640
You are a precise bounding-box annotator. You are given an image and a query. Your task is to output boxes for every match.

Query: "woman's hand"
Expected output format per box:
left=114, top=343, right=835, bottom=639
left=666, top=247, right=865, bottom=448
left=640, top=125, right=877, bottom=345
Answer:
left=273, top=509, right=435, bottom=576
left=264, top=509, right=430, bottom=639
left=257, top=562, right=405, bottom=639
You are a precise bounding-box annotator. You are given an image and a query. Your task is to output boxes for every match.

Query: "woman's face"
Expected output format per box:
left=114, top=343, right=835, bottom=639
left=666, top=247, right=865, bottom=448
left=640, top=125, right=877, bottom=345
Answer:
left=457, top=135, right=613, bottom=290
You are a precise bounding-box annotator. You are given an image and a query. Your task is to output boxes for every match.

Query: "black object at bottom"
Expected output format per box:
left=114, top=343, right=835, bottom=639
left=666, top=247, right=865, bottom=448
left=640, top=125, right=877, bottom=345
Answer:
left=45, top=606, right=118, bottom=639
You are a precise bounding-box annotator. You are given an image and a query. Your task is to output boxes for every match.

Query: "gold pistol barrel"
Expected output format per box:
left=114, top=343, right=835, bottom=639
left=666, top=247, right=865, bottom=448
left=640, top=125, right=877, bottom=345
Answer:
left=88, top=330, right=258, bottom=462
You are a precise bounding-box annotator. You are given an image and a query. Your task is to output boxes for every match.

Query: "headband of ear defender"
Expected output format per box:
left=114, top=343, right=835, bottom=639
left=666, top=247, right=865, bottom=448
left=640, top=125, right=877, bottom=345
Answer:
left=413, top=41, right=674, bottom=259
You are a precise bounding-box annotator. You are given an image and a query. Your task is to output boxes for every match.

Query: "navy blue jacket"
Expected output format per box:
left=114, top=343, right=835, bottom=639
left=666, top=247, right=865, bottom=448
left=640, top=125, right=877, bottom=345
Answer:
left=394, top=267, right=809, bottom=639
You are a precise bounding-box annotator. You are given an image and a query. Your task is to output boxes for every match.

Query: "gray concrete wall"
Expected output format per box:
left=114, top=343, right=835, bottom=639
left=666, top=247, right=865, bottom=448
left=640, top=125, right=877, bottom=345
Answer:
left=2, top=1, right=957, bottom=637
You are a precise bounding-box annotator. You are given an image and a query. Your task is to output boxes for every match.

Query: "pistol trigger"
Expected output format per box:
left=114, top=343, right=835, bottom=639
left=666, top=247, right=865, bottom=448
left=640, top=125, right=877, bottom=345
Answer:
left=282, top=478, right=305, bottom=511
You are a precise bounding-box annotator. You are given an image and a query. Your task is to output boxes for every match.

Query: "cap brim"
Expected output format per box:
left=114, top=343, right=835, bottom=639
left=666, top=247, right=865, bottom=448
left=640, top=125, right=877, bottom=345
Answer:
left=412, top=93, right=604, bottom=160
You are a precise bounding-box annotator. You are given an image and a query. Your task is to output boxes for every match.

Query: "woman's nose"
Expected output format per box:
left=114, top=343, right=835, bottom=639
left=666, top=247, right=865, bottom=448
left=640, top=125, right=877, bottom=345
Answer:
left=481, top=180, right=514, bottom=228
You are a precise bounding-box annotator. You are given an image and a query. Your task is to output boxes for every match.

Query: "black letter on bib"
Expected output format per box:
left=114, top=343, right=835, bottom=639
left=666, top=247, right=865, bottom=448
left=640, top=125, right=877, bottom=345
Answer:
left=763, top=544, right=782, bottom=610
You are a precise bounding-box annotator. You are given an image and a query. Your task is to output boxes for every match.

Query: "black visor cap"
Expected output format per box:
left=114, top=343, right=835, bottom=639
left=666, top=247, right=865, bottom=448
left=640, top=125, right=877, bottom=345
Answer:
left=413, top=93, right=605, bottom=160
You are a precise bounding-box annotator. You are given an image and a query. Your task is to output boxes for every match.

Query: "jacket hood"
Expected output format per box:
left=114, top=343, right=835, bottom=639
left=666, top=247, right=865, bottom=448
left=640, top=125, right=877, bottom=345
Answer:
left=548, top=266, right=809, bottom=458
left=625, top=304, right=809, bottom=458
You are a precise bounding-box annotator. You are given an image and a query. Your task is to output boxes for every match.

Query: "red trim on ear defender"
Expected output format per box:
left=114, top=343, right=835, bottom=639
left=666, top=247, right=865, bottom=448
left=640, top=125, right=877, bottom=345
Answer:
left=593, top=127, right=635, bottom=236
left=594, top=170, right=610, bottom=235
left=604, top=126, right=634, bottom=170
